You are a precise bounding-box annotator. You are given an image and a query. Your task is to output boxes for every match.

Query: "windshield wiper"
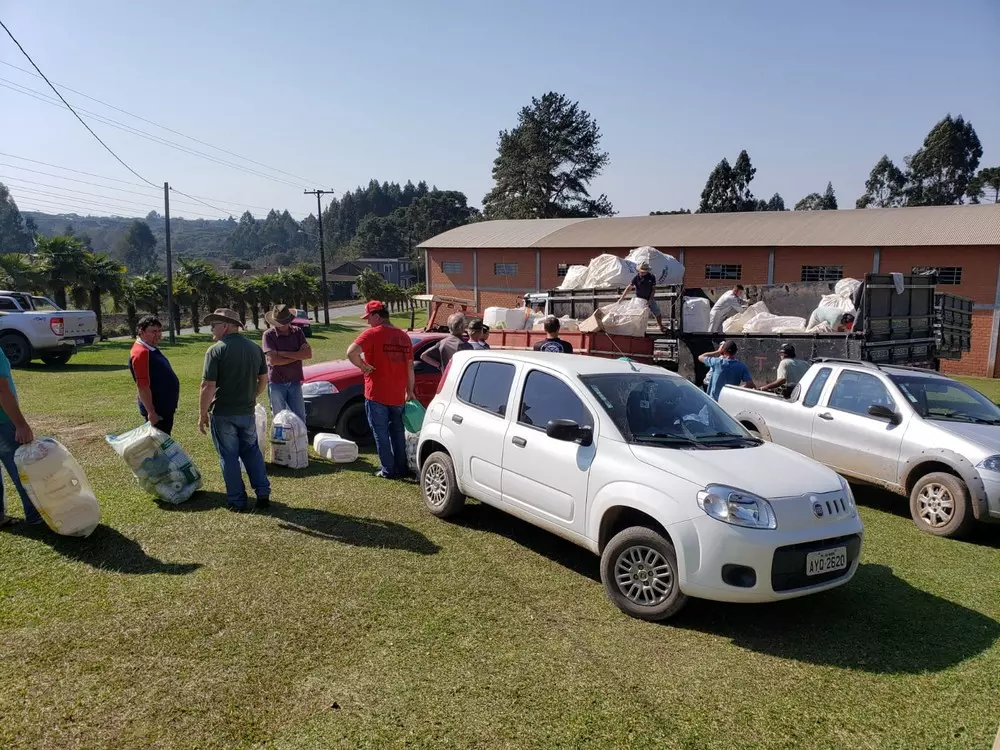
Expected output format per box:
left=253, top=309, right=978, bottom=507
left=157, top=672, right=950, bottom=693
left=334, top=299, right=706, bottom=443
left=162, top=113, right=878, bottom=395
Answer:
left=697, top=431, right=764, bottom=446
left=631, top=433, right=705, bottom=449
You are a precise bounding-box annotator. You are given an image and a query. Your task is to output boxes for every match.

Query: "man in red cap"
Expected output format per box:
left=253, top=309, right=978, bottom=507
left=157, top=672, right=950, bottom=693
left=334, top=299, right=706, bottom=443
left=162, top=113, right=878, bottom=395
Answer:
left=346, top=301, right=415, bottom=478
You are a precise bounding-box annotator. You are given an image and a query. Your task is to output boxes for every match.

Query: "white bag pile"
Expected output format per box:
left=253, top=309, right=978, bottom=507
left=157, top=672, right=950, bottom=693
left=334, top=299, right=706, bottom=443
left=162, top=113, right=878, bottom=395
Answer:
left=270, top=409, right=309, bottom=469
left=106, top=423, right=202, bottom=505
left=15, top=438, right=100, bottom=537
left=742, top=314, right=807, bottom=333
left=558, top=248, right=686, bottom=291
left=312, top=433, right=359, bottom=463
left=626, top=246, right=685, bottom=286
left=532, top=315, right=580, bottom=333
left=835, top=278, right=862, bottom=299
left=581, top=254, right=637, bottom=289
left=722, top=301, right=769, bottom=333
left=598, top=298, right=650, bottom=337
left=683, top=297, right=711, bottom=332
left=483, top=306, right=531, bottom=330
left=806, top=276, right=860, bottom=331
left=557, top=265, right=589, bottom=290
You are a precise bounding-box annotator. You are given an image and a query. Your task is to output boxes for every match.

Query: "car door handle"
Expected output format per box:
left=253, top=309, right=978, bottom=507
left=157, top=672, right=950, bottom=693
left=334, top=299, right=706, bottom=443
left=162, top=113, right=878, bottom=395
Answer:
left=818, top=412, right=834, bottom=421
left=511, top=436, right=527, bottom=448
left=452, top=414, right=463, bottom=424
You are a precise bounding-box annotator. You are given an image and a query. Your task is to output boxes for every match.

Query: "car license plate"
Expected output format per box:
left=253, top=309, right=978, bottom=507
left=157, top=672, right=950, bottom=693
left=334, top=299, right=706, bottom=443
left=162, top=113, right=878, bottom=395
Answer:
left=75, top=338, right=87, bottom=345
left=805, top=546, right=848, bottom=576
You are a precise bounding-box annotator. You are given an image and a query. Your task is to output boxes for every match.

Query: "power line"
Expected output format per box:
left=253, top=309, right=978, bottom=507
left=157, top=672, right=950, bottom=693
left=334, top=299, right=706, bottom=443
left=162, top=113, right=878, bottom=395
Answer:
left=15, top=194, right=155, bottom=216
left=0, top=58, right=321, bottom=186
left=168, top=186, right=233, bottom=217
left=3, top=178, right=225, bottom=219
left=0, top=18, right=159, bottom=188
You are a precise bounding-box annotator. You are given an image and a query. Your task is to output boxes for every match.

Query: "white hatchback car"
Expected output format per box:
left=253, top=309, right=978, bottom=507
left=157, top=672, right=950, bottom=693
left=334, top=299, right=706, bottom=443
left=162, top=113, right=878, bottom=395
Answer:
left=417, top=351, right=864, bottom=622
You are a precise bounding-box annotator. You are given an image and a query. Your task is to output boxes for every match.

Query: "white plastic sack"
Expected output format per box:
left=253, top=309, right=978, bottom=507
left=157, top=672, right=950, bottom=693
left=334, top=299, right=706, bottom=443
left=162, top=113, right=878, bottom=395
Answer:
left=312, top=432, right=359, bottom=463
left=583, top=254, right=637, bottom=289
left=241, top=403, right=268, bottom=472
left=722, top=301, right=768, bottom=333
left=742, top=313, right=807, bottom=333
left=819, top=293, right=856, bottom=314
left=626, top=246, right=684, bottom=286
left=683, top=297, right=711, bottom=332
left=106, top=423, right=202, bottom=505
left=807, top=306, right=849, bottom=331
left=270, top=409, right=309, bottom=469
left=532, top=315, right=579, bottom=333
left=15, top=438, right=99, bottom=537
left=834, top=278, right=862, bottom=299
left=598, top=298, right=649, bottom=337
left=405, top=431, right=419, bottom=475
left=557, top=265, right=589, bottom=290
left=807, top=321, right=835, bottom=333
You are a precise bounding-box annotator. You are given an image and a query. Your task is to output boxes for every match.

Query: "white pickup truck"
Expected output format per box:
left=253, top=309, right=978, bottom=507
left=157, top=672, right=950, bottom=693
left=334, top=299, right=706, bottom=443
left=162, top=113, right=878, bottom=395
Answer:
left=718, top=359, right=1000, bottom=538
left=0, top=291, right=98, bottom=367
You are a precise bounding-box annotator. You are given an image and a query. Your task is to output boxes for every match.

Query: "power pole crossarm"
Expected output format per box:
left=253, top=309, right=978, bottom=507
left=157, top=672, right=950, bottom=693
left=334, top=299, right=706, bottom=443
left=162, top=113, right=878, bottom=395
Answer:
left=304, top=188, right=335, bottom=325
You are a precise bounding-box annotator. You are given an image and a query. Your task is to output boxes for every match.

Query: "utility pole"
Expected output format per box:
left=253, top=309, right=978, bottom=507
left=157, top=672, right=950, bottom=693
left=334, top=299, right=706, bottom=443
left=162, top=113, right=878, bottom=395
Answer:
left=304, top=189, right=334, bottom=325
left=164, top=183, right=176, bottom=344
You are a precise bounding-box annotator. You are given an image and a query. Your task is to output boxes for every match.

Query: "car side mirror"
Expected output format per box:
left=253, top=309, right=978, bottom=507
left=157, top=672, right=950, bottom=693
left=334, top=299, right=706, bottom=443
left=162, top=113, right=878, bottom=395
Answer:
left=867, top=404, right=900, bottom=424
left=546, top=419, right=593, bottom=446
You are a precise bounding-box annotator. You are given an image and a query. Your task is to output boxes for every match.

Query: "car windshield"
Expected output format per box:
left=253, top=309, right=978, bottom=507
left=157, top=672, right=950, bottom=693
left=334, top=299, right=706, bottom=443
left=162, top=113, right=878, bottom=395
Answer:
left=890, top=374, right=1000, bottom=425
left=580, top=372, right=759, bottom=448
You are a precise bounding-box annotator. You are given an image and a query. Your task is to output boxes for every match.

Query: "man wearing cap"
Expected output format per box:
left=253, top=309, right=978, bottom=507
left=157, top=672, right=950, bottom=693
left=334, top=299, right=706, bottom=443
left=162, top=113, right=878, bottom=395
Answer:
left=698, top=340, right=755, bottom=401
left=199, top=308, right=270, bottom=511
left=617, top=262, right=667, bottom=333
left=467, top=319, right=491, bottom=350
left=761, top=344, right=810, bottom=398
left=262, top=304, right=312, bottom=424
left=347, top=301, right=415, bottom=479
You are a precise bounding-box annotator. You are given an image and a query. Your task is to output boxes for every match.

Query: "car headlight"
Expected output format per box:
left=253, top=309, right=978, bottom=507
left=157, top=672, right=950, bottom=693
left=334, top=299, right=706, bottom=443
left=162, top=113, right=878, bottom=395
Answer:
left=696, top=485, right=777, bottom=529
left=839, top=475, right=858, bottom=517
left=302, top=381, right=337, bottom=397
left=976, top=455, right=1000, bottom=473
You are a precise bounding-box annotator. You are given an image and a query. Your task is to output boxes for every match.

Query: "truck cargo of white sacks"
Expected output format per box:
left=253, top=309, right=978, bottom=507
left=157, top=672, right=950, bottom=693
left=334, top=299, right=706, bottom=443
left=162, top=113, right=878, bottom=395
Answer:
left=558, top=247, right=684, bottom=290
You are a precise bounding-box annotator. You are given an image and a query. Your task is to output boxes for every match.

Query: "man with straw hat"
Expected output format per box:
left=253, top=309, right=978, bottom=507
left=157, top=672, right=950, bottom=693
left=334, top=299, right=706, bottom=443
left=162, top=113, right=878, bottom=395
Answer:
left=262, top=304, right=312, bottom=424
left=199, top=308, right=270, bottom=512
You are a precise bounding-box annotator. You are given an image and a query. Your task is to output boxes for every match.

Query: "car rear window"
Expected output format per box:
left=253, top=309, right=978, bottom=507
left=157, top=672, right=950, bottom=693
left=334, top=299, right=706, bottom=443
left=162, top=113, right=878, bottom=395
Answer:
left=457, top=361, right=515, bottom=417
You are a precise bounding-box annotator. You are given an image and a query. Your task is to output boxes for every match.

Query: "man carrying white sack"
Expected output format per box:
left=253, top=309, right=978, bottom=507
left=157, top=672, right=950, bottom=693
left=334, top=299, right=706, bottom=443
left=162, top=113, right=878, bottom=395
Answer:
left=708, top=284, right=747, bottom=333
left=617, top=262, right=667, bottom=333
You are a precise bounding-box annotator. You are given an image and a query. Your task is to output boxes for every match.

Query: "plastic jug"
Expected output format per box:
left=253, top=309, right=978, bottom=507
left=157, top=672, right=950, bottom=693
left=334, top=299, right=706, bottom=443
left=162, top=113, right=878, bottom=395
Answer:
left=15, top=438, right=100, bottom=537
left=270, top=409, right=309, bottom=469
left=106, top=423, right=202, bottom=505
left=312, top=433, right=359, bottom=463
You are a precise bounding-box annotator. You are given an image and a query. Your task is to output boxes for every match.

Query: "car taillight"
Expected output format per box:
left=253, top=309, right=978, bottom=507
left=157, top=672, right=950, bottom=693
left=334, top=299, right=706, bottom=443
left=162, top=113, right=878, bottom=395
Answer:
left=435, top=361, right=452, bottom=394
left=50, top=317, right=64, bottom=336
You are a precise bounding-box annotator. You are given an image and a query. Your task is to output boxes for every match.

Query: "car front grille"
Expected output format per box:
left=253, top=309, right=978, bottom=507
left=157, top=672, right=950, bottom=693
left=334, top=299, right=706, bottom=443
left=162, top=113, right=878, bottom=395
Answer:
left=771, top=534, right=862, bottom=592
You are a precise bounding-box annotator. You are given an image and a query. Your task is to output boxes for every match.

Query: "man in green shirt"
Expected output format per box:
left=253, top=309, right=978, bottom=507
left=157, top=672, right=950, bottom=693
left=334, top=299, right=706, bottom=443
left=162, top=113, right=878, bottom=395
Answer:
left=198, top=308, right=270, bottom=512
left=0, top=347, right=42, bottom=527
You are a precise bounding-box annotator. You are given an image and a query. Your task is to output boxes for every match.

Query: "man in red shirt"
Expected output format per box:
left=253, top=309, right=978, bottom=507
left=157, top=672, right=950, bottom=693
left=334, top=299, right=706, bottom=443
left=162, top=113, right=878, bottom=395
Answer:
left=347, top=301, right=415, bottom=479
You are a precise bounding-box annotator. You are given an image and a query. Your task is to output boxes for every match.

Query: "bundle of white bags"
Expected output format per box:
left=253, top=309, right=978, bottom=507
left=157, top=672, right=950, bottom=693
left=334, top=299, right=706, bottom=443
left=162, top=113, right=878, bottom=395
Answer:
left=15, top=438, right=100, bottom=537
left=598, top=298, right=650, bottom=337
left=532, top=315, right=580, bottom=333
left=806, top=277, right=861, bottom=331
left=558, top=247, right=685, bottom=290
left=106, top=423, right=202, bottom=505
left=581, top=254, right=637, bottom=289
left=626, top=246, right=684, bottom=286
left=557, top=265, right=589, bottom=290
left=270, top=409, right=309, bottom=469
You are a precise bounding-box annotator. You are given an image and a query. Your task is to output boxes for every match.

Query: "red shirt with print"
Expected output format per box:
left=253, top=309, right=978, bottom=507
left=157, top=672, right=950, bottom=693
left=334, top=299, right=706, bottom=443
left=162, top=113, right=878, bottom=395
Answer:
left=353, top=324, right=413, bottom=406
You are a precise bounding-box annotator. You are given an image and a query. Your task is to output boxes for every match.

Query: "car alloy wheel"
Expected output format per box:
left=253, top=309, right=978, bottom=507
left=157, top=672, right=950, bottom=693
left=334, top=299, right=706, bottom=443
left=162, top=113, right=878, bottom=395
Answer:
left=614, top=544, right=674, bottom=606
left=917, top=482, right=955, bottom=528
left=423, top=461, right=449, bottom=508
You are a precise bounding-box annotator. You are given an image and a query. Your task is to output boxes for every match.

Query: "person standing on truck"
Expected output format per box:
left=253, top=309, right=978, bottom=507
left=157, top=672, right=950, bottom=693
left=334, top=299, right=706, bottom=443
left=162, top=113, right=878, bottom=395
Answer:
left=699, top=341, right=755, bottom=401
left=617, top=262, right=667, bottom=333
left=261, top=304, right=312, bottom=424
left=760, top=344, right=810, bottom=398
left=533, top=316, right=574, bottom=354
left=0, top=347, right=42, bottom=528
left=198, top=308, right=270, bottom=512
left=347, top=301, right=415, bottom=479
left=420, top=313, right=471, bottom=371
left=708, top=285, right=746, bottom=333
left=128, top=315, right=180, bottom=435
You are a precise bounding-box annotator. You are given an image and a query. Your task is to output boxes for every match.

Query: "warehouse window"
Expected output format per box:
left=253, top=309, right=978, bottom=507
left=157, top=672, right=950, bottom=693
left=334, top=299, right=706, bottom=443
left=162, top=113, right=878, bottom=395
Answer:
left=801, top=265, right=844, bottom=282
left=705, top=264, right=742, bottom=281
left=557, top=263, right=570, bottom=277
left=913, top=266, right=962, bottom=285
left=441, top=261, right=463, bottom=274
left=494, top=263, right=519, bottom=277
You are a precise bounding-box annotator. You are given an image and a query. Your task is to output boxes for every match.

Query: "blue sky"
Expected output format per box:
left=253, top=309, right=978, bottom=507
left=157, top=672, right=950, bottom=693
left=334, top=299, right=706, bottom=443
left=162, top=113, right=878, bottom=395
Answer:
left=1, top=0, right=997, bottom=220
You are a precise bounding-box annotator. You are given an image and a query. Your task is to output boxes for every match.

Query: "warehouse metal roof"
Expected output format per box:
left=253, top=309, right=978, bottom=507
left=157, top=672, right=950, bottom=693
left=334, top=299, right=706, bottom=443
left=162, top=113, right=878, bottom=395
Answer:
left=418, top=205, right=1000, bottom=249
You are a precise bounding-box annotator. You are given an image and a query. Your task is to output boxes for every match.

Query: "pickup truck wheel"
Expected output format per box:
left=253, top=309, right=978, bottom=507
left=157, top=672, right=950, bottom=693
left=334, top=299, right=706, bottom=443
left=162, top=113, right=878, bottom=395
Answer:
left=40, top=352, right=72, bottom=366
left=600, top=527, right=688, bottom=622
left=0, top=334, right=33, bottom=368
left=336, top=401, right=372, bottom=446
left=909, top=472, right=974, bottom=538
left=420, top=451, right=464, bottom=518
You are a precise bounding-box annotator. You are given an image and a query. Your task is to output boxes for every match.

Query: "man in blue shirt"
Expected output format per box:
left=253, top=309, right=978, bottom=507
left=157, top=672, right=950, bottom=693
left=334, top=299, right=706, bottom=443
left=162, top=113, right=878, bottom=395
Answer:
left=0, top=348, right=42, bottom=528
left=699, top=341, right=756, bottom=401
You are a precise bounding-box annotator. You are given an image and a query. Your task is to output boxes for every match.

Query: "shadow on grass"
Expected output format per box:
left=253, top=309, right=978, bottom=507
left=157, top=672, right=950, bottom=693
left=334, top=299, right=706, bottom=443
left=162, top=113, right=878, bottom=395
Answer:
left=266, top=500, right=439, bottom=554
left=12, top=524, right=201, bottom=575
left=156, top=490, right=228, bottom=513
left=674, top=563, right=1000, bottom=674
left=21, top=363, right=129, bottom=373
left=265, top=458, right=372, bottom=478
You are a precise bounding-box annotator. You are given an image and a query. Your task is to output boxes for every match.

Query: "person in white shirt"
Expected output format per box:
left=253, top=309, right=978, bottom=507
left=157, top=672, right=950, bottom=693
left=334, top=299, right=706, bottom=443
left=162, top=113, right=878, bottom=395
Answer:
left=708, top=284, right=747, bottom=333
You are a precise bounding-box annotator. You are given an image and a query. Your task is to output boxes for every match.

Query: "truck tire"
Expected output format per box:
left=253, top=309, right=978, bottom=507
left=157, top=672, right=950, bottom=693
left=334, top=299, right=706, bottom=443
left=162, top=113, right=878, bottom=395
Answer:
left=420, top=451, right=465, bottom=518
left=336, top=401, right=372, bottom=446
left=40, top=352, right=72, bottom=366
left=909, top=472, right=975, bottom=538
left=600, top=526, right=688, bottom=622
left=0, top=333, right=33, bottom=368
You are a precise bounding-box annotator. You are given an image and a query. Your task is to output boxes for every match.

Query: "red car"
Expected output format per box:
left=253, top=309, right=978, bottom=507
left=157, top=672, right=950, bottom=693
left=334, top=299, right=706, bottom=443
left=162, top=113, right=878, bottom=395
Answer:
left=301, top=332, right=446, bottom=443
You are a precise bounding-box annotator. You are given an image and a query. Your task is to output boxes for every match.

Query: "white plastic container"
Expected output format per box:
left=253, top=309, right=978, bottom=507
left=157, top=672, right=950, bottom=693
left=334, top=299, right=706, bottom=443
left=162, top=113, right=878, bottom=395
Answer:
left=106, top=423, right=202, bottom=504
left=254, top=403, right=267, bottom=452
left=312, top=433, right=359, bottom=463
left=15, top=438, right=99, bottom=537
left=270, top=409, right=309, bottom=469
left=483, top=307, right=530, bottom=331
left=683, top=297, right=711, bottom=332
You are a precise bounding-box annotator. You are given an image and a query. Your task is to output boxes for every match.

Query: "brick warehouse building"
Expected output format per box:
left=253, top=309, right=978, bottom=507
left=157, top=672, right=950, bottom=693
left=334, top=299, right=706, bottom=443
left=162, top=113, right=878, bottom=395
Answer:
left=418, top=204, right=1000, bottom=378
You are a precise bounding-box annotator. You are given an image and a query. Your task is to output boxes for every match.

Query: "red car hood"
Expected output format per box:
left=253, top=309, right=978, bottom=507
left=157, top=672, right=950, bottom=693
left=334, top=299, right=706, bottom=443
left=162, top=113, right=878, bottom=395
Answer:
left=304, top=359, right=363, bottom=386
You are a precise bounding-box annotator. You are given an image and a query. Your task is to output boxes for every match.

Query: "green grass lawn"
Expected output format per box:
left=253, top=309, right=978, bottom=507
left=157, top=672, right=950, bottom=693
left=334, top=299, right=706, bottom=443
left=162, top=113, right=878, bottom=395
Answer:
left=1, top=315, right=998, bottom=749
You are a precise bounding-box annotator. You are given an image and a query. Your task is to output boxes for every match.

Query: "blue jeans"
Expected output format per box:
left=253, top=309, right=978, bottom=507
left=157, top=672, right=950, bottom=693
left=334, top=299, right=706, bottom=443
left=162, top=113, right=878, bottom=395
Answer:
left=210, top=413, right=271, bottom=508
left=268, top=382, right=306, bottom=424
left=0, top=421, right=41, bottom=523
left=365, top=400, right=407, bottom=478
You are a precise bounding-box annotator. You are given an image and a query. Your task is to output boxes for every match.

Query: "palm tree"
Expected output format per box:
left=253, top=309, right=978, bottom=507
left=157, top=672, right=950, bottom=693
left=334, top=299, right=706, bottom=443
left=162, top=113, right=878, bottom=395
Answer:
left=35, top=235, right=89, bottom=308
left=0, top=253, right=45, bottom=292
left=72, top=253, right=126, bottom=338
left=177, top=258, right=216, bottom=333
left=131, top=272, right=167, bottom=315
